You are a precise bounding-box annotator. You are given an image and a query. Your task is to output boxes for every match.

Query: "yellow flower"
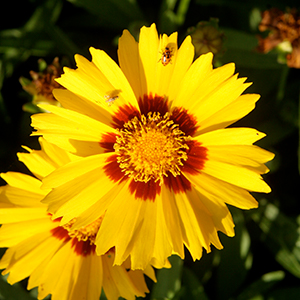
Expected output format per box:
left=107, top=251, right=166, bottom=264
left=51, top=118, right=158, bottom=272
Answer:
left=0, top=138, right=155, bottom=300
left=31, top=24, right=274, bottom=270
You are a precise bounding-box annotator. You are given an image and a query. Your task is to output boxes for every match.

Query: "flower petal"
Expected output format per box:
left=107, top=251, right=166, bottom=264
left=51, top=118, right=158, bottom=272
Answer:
left=138, top=23, right=160, bottom=95
left=37, top=242, right=77, bottom=299
left=102, top=254, right=148, bottom=300
left=90, top=47, right=138, bottom=109
left=202, top=159, right=271, bottom=192
left=42, top=154, right=117, bottom=223
left=207, top=145, right=274, bottom=170
left=0, top=232, right=60, bottom=284
left=1, top=172, right=44, bottom=195
left=118, top=29, right=146, bottom=100
left=191, top=74, right=251, bottom=124
left=0, top=217, right=54, bottom=246
left=174, top=188, right=222, bottom=260
left=196, top=93, right=260, bottom=134
left=154, top=31, right=179, bottom=96
left=0, top=208, right=48, bottom=225
left=95, top=183, right=146, bottom=266
left=161, top=186, right=185, bottom=258
left=196, top=127, right=267, bottom=145
left=167, top=35, right=195, bottom=101
left=185, top=172, right=258, bottom=209
left=56, top=54, right=115, bottom=111
left=31, top=105, right=117, bottom=156
left=17, top=138, right=78, bottom=180
left=172, top=52, right=213, bottom=108
left=53, top=88, right=113, bottom=127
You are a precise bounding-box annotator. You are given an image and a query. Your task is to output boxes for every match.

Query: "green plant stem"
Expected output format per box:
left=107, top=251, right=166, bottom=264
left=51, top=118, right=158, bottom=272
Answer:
left=276, top=65, right=289, bottom=104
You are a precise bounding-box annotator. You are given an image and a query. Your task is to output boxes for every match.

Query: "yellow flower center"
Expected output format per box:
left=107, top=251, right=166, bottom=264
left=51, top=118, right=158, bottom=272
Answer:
left=62, top=217, right=103, bottom=245
left=114, top=112, right=190, bottom=185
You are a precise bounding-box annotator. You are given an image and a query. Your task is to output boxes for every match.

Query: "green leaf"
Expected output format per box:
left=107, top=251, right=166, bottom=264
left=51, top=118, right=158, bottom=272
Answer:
left=44, top=23, right=84, bottom=57
left=159, top=0, right=191, bottom=33
left=236, top=270, right=285, bottom=300
left=67, top=0, right=144, bottom=30
left=267, top=287, right=300, bottom=300
left=23, top=0, right=63, bottom=32
left=0, top=275, right=35, bottom=300
left=252, top=201, right=300, bottom=278
left=298, top=90, right=300, bottom=175
left=214, top=208, right=253, bottom=299
left=219, top=28, right=281, bottom=69
left=181, top=267, right=209, bottom=300
left=150, top=255, right=183, bottom=300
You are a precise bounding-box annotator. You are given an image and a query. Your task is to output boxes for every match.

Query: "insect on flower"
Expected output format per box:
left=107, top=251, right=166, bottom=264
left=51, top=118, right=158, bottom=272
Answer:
left=104, top=95, right=119, bottom=106
left=159, top=46, right=173, bottom=66
left=104, top=89, right=121, bottom=106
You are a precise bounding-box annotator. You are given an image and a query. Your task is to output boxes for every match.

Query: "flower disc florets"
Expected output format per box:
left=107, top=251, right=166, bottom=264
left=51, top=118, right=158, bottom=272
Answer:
left=63, top=217, right=103, bottom=245
left=114, top=112, right=190, bottom=185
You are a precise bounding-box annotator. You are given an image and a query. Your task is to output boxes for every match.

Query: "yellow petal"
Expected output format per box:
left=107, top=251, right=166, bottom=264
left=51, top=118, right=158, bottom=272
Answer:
left=191, top=75, right=251, bottom=124
left=42, top=154, right=118, bottom=223
left=167, top=35, right=194, bottom=101
left=1, top=232, right=59, bottom=285
left=1, top=172, right=44, bottom=195
left=17, top=150, right=55, bottom=180
left=193, top=187, right=235, bottom=237
left=142, top=264, right=157, bottom=282
left=102, top=254, right=148, bottom=300
left=150, top=192, right=175, bottom=269
left=32, top=105, right=115, bottom=142
left=202, top=159, right=271, bottom=193
left=17, top=137, right=78, bottom=180
left=56, top=54, right=115, bottom=109
left=154, top=31, right=179, bottom=96
left=172, top=52, right=213, bottom=108
left=90, top=47, right=138, bottom=110
left=96, top=183, right=145, bottom=266
left=118, top=29, right=146, bottom=100
left=53, top=88, right=113, bottom=127
left=0, top=208, right=47, bottom=225
left=38, top=242, right=77, bottom=300
left=0, top=217, right=54, bottom=247
left=161, top=186, right=185, bottom=258
left=69, top=180, right=126, bottom=229
left=207, top=145, right=274, bottom=170
left=0, top=185, right=44, bottom=208
left=138, top=23, right=159, bottom=95
left=196, top=93, right=260, bottom=134
left=68, top=254, right=102, bottom=300
left=185, top=172, right=258, bottom=209
left=196, top=127, right=266, bottom=145
left=174, top=189, right=211, bottom=260
left=42, top=152, right=112, bottom=189
left=129, top=199, right=160, bottom=270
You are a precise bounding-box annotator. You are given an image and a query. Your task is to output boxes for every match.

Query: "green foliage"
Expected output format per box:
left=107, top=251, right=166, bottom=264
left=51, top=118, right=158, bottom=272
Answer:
left=0, top=276, right=35, bottom=300
left=0, top=0, right=299, bottom=299
left=150, top=256, right=183, bottom=300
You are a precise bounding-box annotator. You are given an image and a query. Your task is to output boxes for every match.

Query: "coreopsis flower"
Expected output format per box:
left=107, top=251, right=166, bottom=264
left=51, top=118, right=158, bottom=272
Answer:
left=0, top=138, right=155, bottom=300
left=257, top=8, right=300, bottom=68
left=31, top=24, right=274, bottom=270
left=20, top=57, right=64, bottom=112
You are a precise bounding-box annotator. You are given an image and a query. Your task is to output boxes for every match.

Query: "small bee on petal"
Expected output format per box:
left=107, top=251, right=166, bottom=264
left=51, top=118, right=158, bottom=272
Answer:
left=104, top=95, right=119, bottom=106
left=103, top=89, right=121, bottom=106
left=159, top=47, right=173, bottom=66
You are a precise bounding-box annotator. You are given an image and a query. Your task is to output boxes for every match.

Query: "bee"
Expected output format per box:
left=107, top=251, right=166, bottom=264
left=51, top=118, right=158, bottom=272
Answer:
left=103, top=89, right=121, bottom=106
left=104, top=95, right=119, bottom=106
left=159, top=47, right=173, bottom=66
